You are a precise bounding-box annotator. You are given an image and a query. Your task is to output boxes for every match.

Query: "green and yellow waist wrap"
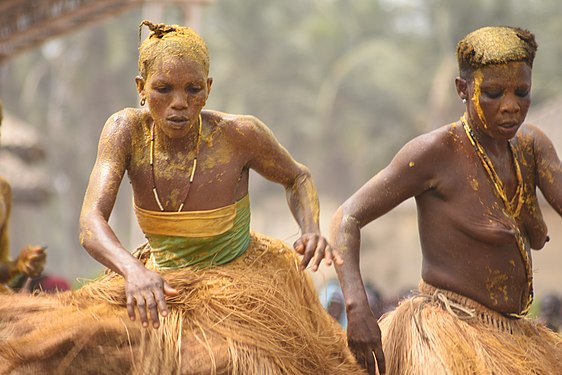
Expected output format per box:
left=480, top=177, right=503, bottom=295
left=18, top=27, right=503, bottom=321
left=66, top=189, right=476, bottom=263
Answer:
left=134, top=195, right=250, bottom=269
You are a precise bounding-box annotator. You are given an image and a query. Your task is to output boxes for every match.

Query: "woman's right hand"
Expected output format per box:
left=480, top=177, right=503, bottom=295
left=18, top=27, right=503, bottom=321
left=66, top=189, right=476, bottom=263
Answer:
left=124, top=266, right=179, bottom=328
left=347, top=306, right=386, bottom=375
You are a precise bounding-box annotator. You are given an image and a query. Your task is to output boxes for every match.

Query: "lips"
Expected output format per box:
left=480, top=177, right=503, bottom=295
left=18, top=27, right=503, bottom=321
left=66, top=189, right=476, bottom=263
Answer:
left=497, top=121, right=520, bottom=138
left=166, top=115, right=188, bottom=128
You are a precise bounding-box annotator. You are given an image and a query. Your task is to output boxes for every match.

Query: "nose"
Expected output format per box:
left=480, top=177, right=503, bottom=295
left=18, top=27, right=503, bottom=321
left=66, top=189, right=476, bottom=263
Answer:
left=171, top=91, right=188, bottom=109
left=500, top=93, right=520, bottom=114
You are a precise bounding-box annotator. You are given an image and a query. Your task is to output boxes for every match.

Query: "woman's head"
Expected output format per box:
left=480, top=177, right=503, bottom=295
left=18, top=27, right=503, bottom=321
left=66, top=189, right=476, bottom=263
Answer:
left=138, top=21, right=210, bottom=80
left=136, top=21, right=212, bottom=139
left=457, top=26, right=537, bottom=80
left=455, top=26, right=537, bottom=138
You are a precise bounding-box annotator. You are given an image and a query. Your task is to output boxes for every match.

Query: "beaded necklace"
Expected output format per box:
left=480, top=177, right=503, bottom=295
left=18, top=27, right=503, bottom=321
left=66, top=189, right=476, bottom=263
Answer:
left=460, top=113, right=533, bottom=316
left=149, top=114, right=202, bottom=212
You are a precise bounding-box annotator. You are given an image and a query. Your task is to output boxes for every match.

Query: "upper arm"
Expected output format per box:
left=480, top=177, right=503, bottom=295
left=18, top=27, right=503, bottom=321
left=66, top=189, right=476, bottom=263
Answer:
left=80, top=111, right=132, bottom=223
left=532, top=125, right=562, bottom=215
left=241, top=116, right=308, bottom=188
left=342, top=133, right=440, bottom=227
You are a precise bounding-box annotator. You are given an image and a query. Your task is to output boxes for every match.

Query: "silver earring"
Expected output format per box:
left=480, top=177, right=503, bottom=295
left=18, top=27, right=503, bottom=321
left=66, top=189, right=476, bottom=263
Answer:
left=462, top=98, right=467, bottom=104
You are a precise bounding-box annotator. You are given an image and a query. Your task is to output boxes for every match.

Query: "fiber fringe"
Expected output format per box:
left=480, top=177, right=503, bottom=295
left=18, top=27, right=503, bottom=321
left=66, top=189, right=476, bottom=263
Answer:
left=0, top=233, right=364, bottom=375
left=379, top=281, right=562, bottom=375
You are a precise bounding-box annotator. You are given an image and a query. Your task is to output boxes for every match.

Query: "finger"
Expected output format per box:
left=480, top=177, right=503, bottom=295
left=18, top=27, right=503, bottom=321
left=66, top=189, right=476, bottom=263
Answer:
left=153, top=285, right=169, bottom=318
left=145, top=293, right=160, bottom=329
left=323, top=243, right=334, bottom=266
left=310, top=239, right=326, bottom=272
left=126, top=295, right=136, bottom=321
left=349, top=343, right=366, bottom=369
left=163, top=282, right=179, bottom=297
left=135, top=296, right=149, bottom=328
left=293, top=238, right=305, bottom=255
left=332, top=249, right=345, bottom=266
left=374, top=345, right=386, bottom=375
left=299, top=239, right=316, bottom=270
left=366, top=350, right=376, bottom=375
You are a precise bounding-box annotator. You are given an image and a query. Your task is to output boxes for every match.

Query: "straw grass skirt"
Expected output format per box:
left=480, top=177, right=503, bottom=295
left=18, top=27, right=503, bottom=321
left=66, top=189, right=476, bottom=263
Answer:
left=0, top=233, right=364, bottom=375
left=379, top=281, right=562, bottom=375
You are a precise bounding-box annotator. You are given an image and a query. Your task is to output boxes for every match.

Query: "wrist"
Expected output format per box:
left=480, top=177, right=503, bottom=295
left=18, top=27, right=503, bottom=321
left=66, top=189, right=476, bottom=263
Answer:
left=8, top=260, right=20, bottom=278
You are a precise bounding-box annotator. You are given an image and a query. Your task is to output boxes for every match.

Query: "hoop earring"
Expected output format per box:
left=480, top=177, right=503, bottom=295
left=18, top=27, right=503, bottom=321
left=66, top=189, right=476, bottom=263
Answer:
left=140, top=97, right=146, bottom=106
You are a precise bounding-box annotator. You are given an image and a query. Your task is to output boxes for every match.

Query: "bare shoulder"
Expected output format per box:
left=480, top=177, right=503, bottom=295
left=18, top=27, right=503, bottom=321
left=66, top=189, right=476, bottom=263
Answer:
left=204, top=110, right=269, bottom=143
left=397, top=122, right=460, bottom=161
left=102, top=107, right=148, bottom=136
left=515, top=122, right=551, bottom=148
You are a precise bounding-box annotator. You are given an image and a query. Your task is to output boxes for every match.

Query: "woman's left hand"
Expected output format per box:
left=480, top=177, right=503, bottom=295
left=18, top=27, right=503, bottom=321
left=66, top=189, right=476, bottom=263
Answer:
left=294, top=233, right=342, bottom=271
left=15, top=245, right=47, bottom=278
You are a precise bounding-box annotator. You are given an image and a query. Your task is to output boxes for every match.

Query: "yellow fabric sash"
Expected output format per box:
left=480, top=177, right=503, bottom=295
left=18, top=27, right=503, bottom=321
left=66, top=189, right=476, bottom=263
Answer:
left=135, top=200, right=238, bottom=238
left=133, top=195, right=251, bottom=269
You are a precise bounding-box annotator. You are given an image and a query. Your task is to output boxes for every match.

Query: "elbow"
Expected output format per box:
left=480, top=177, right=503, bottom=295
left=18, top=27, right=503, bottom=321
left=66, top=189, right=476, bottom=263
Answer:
left=78, top=212, right=97, bottom=249
left=329, top=205, right=361, bottom=239
left=287, top=166, right=312, bottom=192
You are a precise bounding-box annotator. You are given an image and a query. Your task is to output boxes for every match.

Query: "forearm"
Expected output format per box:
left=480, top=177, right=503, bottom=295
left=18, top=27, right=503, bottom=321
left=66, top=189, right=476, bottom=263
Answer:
left=0, top=261, right=16, bottom=283
left=330, top=206, right=370, bottom=312
left=285, top=172, right=321, bottom=234
left=79, top=213, right=144, bottom=277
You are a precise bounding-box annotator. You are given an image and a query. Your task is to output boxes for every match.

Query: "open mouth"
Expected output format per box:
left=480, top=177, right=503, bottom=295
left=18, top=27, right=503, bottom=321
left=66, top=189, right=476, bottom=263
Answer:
left=167, top=116, right=188, bottom=127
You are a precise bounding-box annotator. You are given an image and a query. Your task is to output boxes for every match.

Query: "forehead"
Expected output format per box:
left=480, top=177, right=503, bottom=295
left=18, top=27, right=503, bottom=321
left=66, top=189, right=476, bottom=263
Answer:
left=147, top=55, right=208, bottom=82
left=478, top=61, right=532, bottom=85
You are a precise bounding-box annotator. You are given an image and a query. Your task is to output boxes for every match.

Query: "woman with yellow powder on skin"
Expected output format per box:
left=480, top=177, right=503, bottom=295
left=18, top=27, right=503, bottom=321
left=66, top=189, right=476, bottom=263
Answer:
left=0, top=22, right=363, bottom=374
left=330, top=26, right=562, bottom=374
left=0, top=100, right=46, bottom=294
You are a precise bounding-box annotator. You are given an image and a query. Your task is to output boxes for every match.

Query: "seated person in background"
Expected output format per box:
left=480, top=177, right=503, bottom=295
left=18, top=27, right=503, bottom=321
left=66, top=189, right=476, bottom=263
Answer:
left=0, top=100, right=46, bottom=293
left=320, top=278, right=384, bottom=328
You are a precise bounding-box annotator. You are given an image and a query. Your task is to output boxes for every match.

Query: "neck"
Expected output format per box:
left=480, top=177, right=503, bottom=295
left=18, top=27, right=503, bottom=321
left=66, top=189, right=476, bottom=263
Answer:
left=462, top=113, right=509, bottom=158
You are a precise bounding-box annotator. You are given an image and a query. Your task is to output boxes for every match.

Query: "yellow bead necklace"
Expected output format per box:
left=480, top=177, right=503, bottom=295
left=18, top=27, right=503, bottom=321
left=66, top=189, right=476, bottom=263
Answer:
left=461, top=113, right=533, bottom=316
left=149, top=114, right=202, bottom=212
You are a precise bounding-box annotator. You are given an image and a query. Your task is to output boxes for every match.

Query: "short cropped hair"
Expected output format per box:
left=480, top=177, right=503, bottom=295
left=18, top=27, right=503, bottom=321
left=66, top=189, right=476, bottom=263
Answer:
left=138, top=20, right=209, bottom=79
left=457, top=26, right=537, bottom=79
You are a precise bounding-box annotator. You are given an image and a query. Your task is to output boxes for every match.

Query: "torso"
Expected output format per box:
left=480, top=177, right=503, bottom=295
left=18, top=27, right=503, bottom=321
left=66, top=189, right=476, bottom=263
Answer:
left=416, top=122, right=547, bottom=314
left=125, top=109, right=251, bottom=212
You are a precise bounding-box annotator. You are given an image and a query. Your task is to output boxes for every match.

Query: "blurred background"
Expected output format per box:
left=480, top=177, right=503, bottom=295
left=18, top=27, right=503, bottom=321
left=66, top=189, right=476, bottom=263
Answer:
left=0, top=0, right=561, bottom=310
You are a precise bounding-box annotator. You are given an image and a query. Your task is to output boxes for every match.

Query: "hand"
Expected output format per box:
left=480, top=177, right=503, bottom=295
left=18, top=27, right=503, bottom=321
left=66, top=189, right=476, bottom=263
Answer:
left=15, top=245, right=47, bottom=278
left=347, top=306, right=386, bottom=375
left=124, top=267, right=179, bottom=329
left=293, top=233, right=343, bottom=271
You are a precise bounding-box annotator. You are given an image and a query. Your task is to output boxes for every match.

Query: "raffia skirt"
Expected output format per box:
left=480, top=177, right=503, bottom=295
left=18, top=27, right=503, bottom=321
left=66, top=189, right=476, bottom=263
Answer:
left=0, top=233, right=364, bottom=375
left=379, top=280, right=562, bottom=375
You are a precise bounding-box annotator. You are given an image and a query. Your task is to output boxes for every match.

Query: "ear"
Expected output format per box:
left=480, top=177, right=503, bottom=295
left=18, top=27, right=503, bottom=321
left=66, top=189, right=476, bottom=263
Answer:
left=206, top=77, right=213, bottom=96
left=455, top=77, right=468, bottom=101
left=135, top=76, right=145, bottom=97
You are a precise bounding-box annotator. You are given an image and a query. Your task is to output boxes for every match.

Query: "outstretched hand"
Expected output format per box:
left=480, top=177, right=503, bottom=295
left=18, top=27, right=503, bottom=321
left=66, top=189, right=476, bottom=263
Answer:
left=16, top=245, right=47, bottom=278
left=293, top=233, right=343, bottom=271
left=347, top=308, right=386, bottom=375
left=125, top=267, right=179, bottom=329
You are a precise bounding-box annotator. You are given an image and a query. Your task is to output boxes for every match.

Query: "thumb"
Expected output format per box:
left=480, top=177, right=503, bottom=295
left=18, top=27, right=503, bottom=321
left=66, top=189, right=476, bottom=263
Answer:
left=163, top=282, right=179, bottom=296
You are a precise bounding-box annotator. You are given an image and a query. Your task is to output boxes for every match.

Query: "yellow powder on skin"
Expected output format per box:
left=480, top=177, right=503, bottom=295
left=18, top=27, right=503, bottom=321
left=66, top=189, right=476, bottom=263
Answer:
left=471, top=70, right=487, bottom=129
left=461, top=27, right=531, bottom=67
left=486, top=267, right=510, bottom=306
